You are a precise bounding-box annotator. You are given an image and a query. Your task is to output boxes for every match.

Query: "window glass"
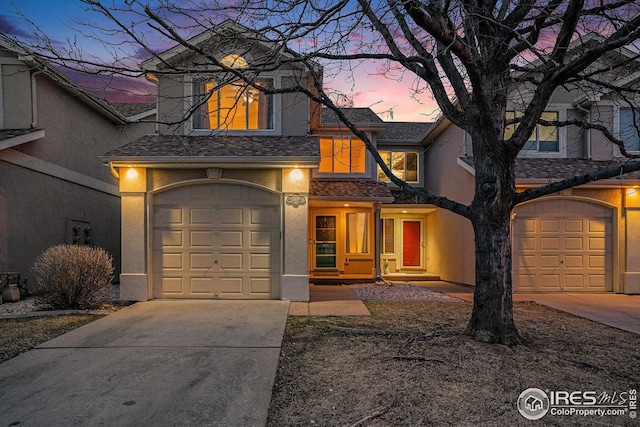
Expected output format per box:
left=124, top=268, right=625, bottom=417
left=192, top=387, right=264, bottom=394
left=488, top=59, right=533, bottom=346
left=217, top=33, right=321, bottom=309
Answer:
left=346, top=213, right=369, bottom=254
left=620, top=108, right=640, bottom=152
left=193, top=78, right=273, bottom=130
left=507, top=110, right=559, bottom=152
left=318, top=137, right=367, bottom=174
left=377, top=151, right=419, bottom=182
left=382, top=218, right=395, bottom=254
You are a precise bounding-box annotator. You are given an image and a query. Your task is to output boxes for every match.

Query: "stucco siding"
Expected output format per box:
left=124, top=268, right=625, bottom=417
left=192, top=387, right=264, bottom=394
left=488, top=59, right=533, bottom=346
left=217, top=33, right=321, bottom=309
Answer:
left=2, top=63, right=31, bottom=129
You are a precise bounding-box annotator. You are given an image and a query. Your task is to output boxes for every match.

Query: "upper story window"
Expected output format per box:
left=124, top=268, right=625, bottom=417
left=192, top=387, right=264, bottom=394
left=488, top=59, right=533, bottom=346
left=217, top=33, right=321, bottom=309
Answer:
left=318, top=137, right=367, bottom=174
left=506, top=111, right=559, bottom=153
left=193, top=78, right=274, bottom=130
left=377, top=151, right=419, bottom=183
left=620, top=107, right=640, bottom=152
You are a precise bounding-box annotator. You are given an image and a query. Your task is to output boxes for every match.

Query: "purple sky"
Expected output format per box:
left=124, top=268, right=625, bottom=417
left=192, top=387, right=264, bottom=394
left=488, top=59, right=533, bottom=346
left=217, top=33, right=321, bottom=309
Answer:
left=0, top=0, right=437, bottom=121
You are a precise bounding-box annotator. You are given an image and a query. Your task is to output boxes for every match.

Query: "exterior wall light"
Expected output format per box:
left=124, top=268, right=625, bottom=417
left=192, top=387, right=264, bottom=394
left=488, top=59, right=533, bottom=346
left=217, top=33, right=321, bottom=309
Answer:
left=125, top=168, right=139, bottom=179
left=289, top=168, right=304, bottom=182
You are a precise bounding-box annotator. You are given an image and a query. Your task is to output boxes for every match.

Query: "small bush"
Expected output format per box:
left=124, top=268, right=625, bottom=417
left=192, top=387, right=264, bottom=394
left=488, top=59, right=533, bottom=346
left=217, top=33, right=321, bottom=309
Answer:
left=31, top=245, right=114, bottom=310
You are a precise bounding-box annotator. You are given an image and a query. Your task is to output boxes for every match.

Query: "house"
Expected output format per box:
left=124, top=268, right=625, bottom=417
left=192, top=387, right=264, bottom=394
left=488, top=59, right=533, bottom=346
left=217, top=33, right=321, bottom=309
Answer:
left=103, top=20, right=442, bottom=302
left=0, top=36, right=154, bottom=283
left=421, top=35, right=640, bottom=295
left=103, top=22, right=640, bottom=302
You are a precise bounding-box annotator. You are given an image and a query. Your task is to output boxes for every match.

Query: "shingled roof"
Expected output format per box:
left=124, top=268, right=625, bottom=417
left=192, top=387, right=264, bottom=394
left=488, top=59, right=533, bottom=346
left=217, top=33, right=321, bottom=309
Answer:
left=310, top=180, right=394, bottom=201
left=320, top=108, right=385, bottom=126
left=459, top=157, right=640, bottom=181
left=102, top=134, right=319, bottom=165
left=377, top=122, right=432, bottom=143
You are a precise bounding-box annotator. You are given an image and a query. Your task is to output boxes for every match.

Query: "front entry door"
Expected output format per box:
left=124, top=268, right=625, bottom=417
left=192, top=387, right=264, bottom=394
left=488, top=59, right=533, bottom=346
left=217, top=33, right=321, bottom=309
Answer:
left=402, top=220, right=422, bottom=267
left=314, top=215, right=337, bottom=269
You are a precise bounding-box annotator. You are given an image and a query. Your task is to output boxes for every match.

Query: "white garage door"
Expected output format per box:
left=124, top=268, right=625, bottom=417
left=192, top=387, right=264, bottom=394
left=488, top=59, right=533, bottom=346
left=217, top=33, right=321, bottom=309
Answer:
left=152, top=183, right=281, bottom=299
left=513, top=199, right=612, bottom=292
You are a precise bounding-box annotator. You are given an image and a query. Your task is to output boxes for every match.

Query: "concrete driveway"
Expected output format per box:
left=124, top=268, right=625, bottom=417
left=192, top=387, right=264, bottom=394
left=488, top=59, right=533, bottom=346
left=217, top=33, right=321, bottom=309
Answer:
left=417, top=281, right=640, bottom=335
left=0, top=300, right=289, bottom=426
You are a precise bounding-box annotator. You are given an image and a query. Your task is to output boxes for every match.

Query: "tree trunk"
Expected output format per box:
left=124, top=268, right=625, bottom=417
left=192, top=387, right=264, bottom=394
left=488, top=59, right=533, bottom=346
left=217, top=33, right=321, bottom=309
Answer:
left=465, top=212, right=520, bottom=345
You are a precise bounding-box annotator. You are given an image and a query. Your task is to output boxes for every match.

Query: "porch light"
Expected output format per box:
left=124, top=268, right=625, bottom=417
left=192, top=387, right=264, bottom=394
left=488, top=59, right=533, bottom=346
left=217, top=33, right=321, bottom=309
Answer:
left=125, top=168, right=138, bottom=179
left=627, top=186, right=640, bottom=196
left=289, top=168, right=304, bottom=182
left=402, top=210, right=407, bottom=213
left=344, top=203, right=350, bottom=207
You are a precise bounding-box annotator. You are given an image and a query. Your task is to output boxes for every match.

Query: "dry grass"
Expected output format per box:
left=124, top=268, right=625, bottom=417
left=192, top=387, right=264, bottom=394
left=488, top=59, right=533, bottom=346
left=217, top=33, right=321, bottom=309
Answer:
left=268, top=301, right=640, bottom=426
left=0, top=315, right=103, bottom=363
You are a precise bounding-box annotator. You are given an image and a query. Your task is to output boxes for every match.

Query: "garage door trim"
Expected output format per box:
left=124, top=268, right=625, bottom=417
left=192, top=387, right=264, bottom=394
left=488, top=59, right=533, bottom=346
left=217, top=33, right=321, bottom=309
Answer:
left=512, top=196, right=618, bottom=293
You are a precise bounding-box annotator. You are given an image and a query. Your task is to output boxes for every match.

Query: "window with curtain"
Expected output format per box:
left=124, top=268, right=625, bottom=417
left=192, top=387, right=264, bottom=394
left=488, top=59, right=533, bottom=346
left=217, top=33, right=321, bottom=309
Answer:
left=505, top=111, right=559, bottom=152
left=193, top=78, right=274, bottom=130
left=346, top=212, right=369, bottom=254
left=620, top=107, right=640, bottom=152
left=377, top=151, right=419, bottom=182
left=318, top=137, right=367, bottom=174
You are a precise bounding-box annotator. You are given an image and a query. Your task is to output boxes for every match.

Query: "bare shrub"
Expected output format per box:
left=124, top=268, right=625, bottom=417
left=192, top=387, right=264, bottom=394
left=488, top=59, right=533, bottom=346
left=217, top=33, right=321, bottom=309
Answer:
left=31, top=245, right=114, bottom=310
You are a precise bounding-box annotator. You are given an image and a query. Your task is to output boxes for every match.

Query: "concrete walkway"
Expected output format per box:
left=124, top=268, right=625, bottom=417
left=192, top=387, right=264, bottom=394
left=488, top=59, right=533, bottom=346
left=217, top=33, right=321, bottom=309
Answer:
left=289, top=284, right=371, bottom=316
left=414, top=281, right=640, bottom=335
left=0, top=300, right=289, bottom=426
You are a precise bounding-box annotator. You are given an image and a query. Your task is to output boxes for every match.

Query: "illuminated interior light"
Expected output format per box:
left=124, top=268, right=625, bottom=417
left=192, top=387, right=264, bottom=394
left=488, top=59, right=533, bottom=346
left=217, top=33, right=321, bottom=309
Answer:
left=125, top=168, right=138, bottom=179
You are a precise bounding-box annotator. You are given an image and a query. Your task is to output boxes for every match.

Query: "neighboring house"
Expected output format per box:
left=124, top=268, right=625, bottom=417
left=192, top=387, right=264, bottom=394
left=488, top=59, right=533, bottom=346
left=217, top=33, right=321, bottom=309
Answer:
left=103, top=20, right=438, bottom=302
left=422, top=35, right=640, bottom=295
left=0, top=36, right=154, bottom=282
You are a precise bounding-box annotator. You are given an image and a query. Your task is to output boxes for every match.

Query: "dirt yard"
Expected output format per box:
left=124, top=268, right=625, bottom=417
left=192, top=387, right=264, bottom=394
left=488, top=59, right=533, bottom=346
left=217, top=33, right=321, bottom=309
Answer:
left=268, top=300, right=639, bottom=426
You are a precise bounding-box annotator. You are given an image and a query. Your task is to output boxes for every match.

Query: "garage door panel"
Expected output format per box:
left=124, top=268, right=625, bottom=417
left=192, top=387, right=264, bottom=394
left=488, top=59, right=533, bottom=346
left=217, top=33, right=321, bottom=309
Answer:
left=190, top=231, right=213, bottom=247
left=190, top=253, right=213, bottom=269
left=541, top=255, right=560, bottom=268
left=219, top=253, right=243, bottom=270
left=191, top=278, right=214, bottom=294
left=564, top=255, right=584, bottom=269
left=156, top=207, right=183, bottom=226
left=250, top=230, right=275, bottom=248
left=219, top=277, right=243, bottom=295
left=161, top=277, right=184, bottom=294
left=513, top=199, right=612, bottom=292
left=541, top=219, right=560, bottom=232
left=162, top=253, right=183, bottom=269
left=251, top=277, right=274, bottom=294
left=541, top=237, right=559, bottom=251
left=161, top=230, right=183, bottom=246
left=218, top=208, right=244, bottom=225
left=190, top=208, right=213, bottom=224
left=219, top=231, right=243, bottom=248
left=564, top=275, right=584, bottom=288
left=565, top=237, right=584, bottom=251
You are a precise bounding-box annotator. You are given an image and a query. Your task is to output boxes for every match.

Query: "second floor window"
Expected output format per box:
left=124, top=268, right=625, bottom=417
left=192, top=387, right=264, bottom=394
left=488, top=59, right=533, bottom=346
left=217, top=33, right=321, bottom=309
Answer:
left=620, top=107, right=640, bottom=152
left=378, top=151, right=419, bottom=182
left=193, top=78, right=274, bottom=130
left=318, top=137, right=367, bottom=174
left=506, top=111, right=559, bottom=153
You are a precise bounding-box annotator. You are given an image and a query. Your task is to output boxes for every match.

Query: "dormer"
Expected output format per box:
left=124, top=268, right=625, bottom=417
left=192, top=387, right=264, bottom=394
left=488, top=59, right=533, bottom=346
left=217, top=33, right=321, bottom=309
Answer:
left=141, top=20, right=316, bottom=137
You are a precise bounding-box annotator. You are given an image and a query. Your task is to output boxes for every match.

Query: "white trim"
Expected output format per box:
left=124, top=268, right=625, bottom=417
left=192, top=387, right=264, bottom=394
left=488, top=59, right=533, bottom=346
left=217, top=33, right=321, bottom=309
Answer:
left=127, top=108, right=157, bottom=122
left=0, top=148, right=119, bottom=196
left=0, top=129, right=45, bottom=151
left=457, top=157, right=476, bottom=175
left=0, top=64, right=3, bottom=129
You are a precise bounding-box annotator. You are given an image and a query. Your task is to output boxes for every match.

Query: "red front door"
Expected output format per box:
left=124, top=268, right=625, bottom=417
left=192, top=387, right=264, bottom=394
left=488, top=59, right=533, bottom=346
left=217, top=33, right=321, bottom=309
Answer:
left=402, top=221, right=421, bottom=267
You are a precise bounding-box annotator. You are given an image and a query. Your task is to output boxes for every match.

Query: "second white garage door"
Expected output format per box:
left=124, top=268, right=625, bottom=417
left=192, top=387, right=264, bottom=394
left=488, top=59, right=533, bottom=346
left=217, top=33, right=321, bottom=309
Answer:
left=513, top=199, right=613, bottom=292
left=152, top=183, right=281, bottom=299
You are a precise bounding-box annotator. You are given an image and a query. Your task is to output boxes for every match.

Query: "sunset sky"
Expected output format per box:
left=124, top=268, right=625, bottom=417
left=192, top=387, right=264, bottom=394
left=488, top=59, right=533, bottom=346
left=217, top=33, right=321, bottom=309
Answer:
left=0, top=0, right=439, bottom=122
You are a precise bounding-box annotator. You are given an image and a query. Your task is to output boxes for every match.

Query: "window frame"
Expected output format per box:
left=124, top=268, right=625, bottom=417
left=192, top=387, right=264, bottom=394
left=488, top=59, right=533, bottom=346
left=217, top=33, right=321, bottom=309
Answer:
left=506, top=110, right=561, bottom=154
left=186, top=74, right=281, bottom=135
left=316, top=136, right=369, bottom=176
left=381, top=217, right=395, bottom=255
left=507, top=106, right=567, bottom=158
left=377, top=150, right=420, bottom=183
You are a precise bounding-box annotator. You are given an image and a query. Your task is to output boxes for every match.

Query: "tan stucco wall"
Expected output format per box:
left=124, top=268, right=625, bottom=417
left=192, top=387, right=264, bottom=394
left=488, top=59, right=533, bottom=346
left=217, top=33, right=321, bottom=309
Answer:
left=0, top=71, right=149, bottom=278
left=2, top=63, right=32, bottom=128
left=424, top=123, right=476, bottom=285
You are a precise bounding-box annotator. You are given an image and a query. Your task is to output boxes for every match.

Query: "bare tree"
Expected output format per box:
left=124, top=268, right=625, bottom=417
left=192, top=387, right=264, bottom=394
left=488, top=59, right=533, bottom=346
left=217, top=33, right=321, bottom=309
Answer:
left=9, top=0, right=640, bottom=344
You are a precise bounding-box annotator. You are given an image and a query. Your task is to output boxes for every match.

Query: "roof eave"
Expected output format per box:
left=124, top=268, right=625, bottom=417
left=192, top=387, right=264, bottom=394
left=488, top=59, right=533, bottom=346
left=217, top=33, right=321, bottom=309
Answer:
left=103, top=156, right=320, bottom=168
